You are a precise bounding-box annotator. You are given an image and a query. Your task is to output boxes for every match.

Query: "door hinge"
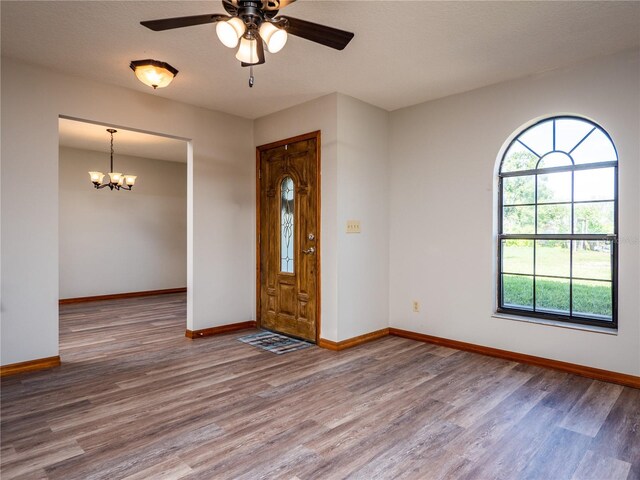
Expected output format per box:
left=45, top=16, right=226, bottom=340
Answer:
left=258, top=169, right=262, bottom=179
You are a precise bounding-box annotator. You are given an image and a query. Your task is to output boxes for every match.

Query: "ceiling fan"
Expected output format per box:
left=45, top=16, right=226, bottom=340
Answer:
left=140, top=0, right=355, bottom=87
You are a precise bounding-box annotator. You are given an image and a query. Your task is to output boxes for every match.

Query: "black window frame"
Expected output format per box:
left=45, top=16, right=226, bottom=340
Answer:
left=497, top=116, right=618, bottom=329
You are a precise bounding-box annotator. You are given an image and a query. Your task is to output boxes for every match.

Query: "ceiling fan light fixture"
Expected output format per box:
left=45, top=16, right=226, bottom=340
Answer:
left=216, top=17, right=246, bottom=48
left=235, top=36, right=259, bottom=64
left=140, top=1, right=355, bottom=85
left=259, top=22, right=287, bottom=53
left=129, top=59, right=178, bottom=89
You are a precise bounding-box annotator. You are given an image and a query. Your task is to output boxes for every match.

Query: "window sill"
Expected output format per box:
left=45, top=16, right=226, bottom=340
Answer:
left=492, top=312, right=618, bottom=335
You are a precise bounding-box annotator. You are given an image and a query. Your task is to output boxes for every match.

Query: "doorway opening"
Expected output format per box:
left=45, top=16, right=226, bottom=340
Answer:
left=58, top=117, right=190, bottom=361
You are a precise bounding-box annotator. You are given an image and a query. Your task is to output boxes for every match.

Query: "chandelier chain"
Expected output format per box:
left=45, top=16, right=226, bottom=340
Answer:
left=110, top=130, right=114, bottom=172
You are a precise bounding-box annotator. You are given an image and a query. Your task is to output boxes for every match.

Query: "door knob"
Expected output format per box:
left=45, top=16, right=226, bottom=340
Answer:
left=303, top=247, right=316, bottom=255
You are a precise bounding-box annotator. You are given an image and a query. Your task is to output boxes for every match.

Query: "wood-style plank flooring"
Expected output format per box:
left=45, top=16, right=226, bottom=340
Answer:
left=1, top=293, right=639, bottom=479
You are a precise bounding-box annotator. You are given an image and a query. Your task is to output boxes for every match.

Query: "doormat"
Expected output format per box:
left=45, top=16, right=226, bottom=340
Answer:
left=238, top=330, right=313, bottom=355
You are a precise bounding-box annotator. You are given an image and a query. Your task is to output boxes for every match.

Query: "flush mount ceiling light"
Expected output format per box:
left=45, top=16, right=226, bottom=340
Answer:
left=88, top=129, right=137, bottom=191
left=139, top=0, right=354, bottom=87
left=129, top=59, right=178, bottom=89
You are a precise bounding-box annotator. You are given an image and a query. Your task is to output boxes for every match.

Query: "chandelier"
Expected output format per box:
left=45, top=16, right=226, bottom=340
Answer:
left=88, top=129, right=137, bottom=191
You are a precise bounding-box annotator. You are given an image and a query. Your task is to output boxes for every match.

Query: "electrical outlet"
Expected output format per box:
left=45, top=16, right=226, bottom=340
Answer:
left=413, top=301, right=420, bottom=313
left=346, top=220, right=361, bottom=234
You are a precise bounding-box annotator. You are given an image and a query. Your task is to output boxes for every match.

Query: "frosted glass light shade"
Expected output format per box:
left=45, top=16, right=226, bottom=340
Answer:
left=259, top=22, right=287, bottom=53
left=125, top=175, right=137, bottom=186
left=89, top=171, right=105, bottom=184
left=236, top=37, right=258, bottom=64
left=217, top=17, right=246, bottom=48
left=130, top=60, right=178, bottom=89
left=109, top=172, right=123, bottom=184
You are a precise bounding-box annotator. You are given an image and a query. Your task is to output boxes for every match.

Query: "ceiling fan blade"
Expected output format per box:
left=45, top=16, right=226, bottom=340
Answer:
left=278, top=16, right=354, bottom=50
left=256, top=33, right=266, bottom=64
left=262, top=0, right=297, bottom=11
left=241, top=33, right=266, bottom=67
left=222, top=0, right=239, bottom=15
left=140, top=13, right=228, bottom=31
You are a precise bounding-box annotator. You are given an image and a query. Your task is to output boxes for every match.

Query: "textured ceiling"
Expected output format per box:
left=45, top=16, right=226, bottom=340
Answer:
left=2, top=1, right=639, bottom=119
left=59, top=118, right=188, bottom=163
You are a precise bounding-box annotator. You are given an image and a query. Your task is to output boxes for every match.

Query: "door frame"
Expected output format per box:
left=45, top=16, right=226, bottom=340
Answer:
left=255, top=130, right=322, bottom=343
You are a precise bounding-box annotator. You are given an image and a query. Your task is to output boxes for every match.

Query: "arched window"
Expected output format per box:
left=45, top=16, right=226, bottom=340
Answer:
left=498, top=116, right=618, bottom=328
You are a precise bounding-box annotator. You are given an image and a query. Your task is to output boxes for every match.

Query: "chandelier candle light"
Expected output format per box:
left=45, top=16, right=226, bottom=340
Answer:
left=88, top=129, right=137, bottom=191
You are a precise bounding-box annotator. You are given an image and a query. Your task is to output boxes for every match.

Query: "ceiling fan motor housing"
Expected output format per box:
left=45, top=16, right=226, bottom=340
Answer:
left=226, top=0, right=276, bottom=31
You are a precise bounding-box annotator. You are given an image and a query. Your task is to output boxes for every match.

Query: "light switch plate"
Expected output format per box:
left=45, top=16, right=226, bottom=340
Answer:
left=346, top=220, right=361, bottom=234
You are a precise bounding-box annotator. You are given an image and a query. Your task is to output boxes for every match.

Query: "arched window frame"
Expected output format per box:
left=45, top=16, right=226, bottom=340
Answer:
left=497, top=115, right=618, bottom=329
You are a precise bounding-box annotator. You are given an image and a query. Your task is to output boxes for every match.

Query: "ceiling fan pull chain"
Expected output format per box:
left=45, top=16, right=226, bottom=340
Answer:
left=249, top=65, right=255, bottom=88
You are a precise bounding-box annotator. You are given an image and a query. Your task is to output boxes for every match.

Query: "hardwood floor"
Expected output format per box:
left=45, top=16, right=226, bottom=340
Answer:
left=1, top=293, right=638, bottom=479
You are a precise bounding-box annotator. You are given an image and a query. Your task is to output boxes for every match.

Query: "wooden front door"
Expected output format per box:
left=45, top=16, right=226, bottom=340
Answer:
left=257, top=132, right=320, bottom=343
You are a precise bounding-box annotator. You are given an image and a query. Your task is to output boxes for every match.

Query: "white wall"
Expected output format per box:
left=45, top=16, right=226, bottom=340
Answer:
left=59, top=147, right=187, bottom=298
left=336, top=94, right=390, bottom=340
left=253, top=93, right=390, bottom=342
left=389, top=49, right=640, bottom=375
left=1, top=58, right=254, bottom=365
